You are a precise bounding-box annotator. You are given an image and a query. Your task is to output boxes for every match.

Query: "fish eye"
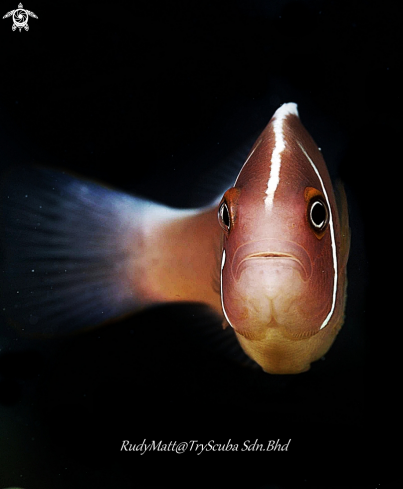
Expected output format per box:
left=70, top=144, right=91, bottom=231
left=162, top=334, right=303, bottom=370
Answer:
left=218, top=201, right=231, bottom=232
left=309, top=198, right=328, bottom=232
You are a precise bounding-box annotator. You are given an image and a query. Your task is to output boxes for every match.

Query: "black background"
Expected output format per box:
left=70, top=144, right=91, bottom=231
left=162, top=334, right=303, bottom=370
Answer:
left=0, top=1, right=399, bottom=488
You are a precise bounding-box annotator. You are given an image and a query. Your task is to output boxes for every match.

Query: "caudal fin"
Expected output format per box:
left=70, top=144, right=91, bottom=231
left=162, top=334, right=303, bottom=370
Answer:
left=0, top=167, right=155, bottom=335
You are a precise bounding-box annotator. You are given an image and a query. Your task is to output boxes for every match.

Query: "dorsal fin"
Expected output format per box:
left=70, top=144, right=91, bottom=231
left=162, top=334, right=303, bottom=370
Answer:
left=189, top=133, right=260, bottom=207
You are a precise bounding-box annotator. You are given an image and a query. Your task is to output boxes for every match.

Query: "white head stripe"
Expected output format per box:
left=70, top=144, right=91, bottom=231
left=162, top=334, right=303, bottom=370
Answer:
left=264, top=103, right=299, bottom=212
left=220, top=249, right=234, bottom=328
left=297, top=142, right=338, bottom=330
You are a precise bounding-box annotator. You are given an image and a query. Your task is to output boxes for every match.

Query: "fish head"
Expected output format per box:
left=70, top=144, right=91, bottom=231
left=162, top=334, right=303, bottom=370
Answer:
left=218, top=103, right=348, bottom=374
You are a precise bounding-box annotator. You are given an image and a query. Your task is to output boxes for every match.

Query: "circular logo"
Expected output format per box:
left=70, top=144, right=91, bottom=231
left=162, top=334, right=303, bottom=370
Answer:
left=12, top=8, right=28, bottom=29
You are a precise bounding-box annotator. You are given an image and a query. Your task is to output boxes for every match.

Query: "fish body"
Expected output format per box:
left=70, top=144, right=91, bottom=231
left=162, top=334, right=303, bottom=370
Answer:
left=219, top=103, right=350, bottom=373
left=0, top=103, right=349, bottom=374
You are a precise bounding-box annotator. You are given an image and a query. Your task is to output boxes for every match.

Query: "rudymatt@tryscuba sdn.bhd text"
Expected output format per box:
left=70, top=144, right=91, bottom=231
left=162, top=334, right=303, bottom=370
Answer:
left=120, top=438, right=291, bottom=455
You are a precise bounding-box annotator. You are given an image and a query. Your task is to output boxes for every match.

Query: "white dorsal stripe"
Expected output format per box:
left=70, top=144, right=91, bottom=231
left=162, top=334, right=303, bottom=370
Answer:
left=264, top=103, right=299, bottom=212
left=297, top=142, right=338, bottom=330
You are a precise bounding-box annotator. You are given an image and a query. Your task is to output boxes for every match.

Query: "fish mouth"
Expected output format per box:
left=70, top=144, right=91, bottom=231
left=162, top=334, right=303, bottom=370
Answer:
left=231, top=239, right=312, bottom=282
left=245, top=252, right=296, bottom=259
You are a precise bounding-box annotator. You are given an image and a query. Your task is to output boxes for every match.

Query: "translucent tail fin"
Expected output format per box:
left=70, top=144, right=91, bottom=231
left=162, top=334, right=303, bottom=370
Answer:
left=0, top=167, right=155, bottom=335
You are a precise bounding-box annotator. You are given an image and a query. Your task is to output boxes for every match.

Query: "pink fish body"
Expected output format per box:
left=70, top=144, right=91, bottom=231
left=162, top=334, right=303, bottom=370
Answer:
left=1, top=103, right=350, bottom=374
left=219, top=103, right=350, bottom=373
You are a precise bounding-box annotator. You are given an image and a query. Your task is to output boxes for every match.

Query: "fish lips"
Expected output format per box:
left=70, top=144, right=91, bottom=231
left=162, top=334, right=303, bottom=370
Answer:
left=231, top=239, right=312, bottom=283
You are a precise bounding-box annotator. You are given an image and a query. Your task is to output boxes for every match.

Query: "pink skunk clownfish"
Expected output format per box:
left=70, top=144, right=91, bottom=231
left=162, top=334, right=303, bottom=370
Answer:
left=219, top=103, right=350, bottom=373
left=0, top=103, right=350, bottom=374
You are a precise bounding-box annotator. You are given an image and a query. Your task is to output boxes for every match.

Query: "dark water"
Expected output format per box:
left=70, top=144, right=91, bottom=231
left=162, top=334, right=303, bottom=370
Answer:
left=0, top=1, right=398, bottom=487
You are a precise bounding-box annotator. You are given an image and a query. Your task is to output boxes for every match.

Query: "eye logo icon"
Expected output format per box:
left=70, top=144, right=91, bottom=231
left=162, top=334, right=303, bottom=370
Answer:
left=3, top=3, right=38, bottom=31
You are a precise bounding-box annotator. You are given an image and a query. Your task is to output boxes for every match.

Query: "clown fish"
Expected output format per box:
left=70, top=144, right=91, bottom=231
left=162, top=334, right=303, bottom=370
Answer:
left=0, top=103, right=350, bottom=374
